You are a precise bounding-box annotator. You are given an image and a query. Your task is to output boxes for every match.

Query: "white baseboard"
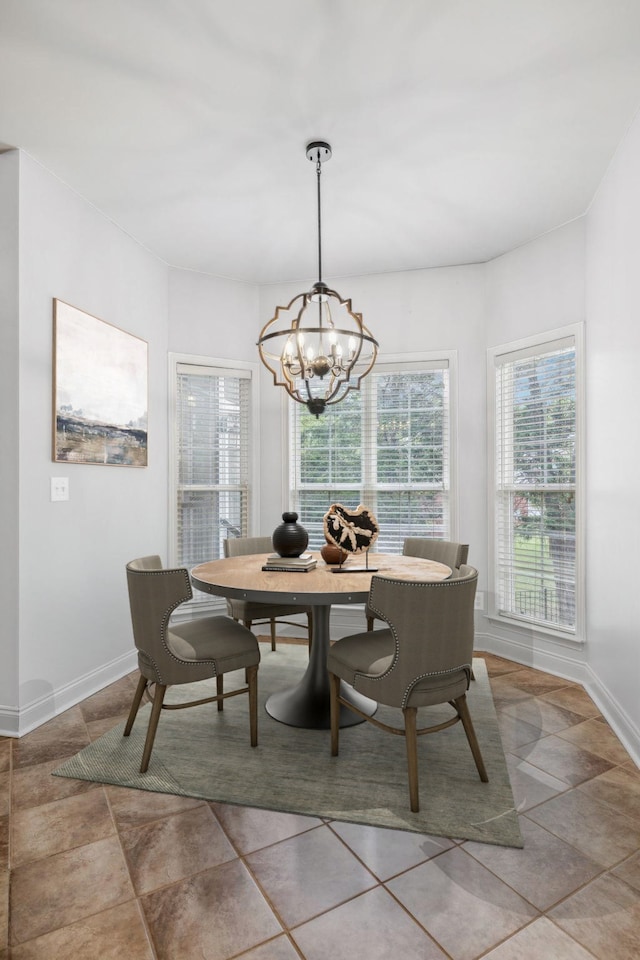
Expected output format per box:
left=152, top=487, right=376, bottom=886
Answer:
left=0, top=649, right=138, bottom=738
left=582, top=665, right=640, bottom=768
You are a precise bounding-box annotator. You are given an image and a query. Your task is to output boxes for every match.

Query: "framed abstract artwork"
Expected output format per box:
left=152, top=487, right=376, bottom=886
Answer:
left=52, top=299, right=148, bottom=466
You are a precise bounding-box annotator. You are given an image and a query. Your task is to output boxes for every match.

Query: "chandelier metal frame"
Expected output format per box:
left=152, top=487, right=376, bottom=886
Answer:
left=257, top=141, right=379, bottom=417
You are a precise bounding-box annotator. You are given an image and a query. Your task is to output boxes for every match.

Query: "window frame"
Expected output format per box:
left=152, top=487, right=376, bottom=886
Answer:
left=169, top=352, right=260, bottom=612
left=487, top=324, right=585, bottom=642
left=284, top=350, right=459, bottom=552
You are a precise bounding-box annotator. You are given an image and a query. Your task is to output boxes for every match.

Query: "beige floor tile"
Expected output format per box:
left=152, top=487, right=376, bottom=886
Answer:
left=502, top=698, right=586, bottom=736
left=0, top=818, right=7, bottom=871
left=488, top=677, right=534, bottom=709
left=526, top=788, right=640, bottom=868
left=11, top=787, right=114, bottom=867
left=550, top=872, right=640, bottom=960
left=12, top=756, right=98, bottom=810
left=612, top=851, right=640, bottom=892
left=329, top=820, right=455, bottom=881
left=505, top=755, right=569, bottom=812
left=106, top=783, right=204, bottom=830
left=0, top=870, right=8, bottom=950
left=387, top=846, right=538, bottom=960
left=540, top=685, right=602, bottom=719
left=512, top=733, right=614, bottom=786
left=10, top=836, right=134, bottom=945
left=12, top=708, right=90, bottom=769
left=9, top=901, right=154, bottom=960
left=293, top=886, right=448, bottom=959
left=142, top=859, right=282, bottom=960
left=0, top=776, right=8, bottom=820
left=210, top=801, right=322, bottom=853
left=121, top=803, right=237, bottom=895
left=234, top=937, right=301, bottom=960
left=464, top=817, right=602, bottom=910
left=576, top=763, right=640, bottom=823
left=79, top=676, right=138, bottom=724
left=477, top=653, right=522, bottom=678
left=497, top=712, right=545, bottom=752
left=245, top=824, right=376, bottom=927
left=482, top=917, right=595, bottom=959
left=499, top=667, right=573, bottom=697
left=557, top=717, right=632, bottom=764
left=85, top=714, right=129, bottom=742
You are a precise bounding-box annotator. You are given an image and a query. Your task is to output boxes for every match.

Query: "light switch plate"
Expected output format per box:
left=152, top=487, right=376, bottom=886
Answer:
left=51, top=477, right=69, bottom=501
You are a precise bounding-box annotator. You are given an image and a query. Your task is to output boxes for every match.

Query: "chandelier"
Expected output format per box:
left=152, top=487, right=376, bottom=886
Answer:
left=257, top=141, right=379, bottom=417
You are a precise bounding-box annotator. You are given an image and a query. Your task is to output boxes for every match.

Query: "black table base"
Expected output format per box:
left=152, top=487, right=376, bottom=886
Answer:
left=264, top=605, right=377, bottom=729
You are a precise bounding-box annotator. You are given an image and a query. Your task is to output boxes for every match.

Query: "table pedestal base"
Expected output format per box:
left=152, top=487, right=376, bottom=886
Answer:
left=264, top=605, right=377, bottom=729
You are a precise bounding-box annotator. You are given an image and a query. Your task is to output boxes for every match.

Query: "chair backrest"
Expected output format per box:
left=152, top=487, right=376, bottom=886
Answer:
left=364, top=565, right=478, bottom=708
left=126, top=556, right=193, bottom=683
left=224, top=536, right=272, bottom=559
left=402, top=537, right=469, bottom=570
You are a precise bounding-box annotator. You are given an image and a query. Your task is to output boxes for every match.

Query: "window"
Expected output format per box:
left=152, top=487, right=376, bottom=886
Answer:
left=170, top=356, right=257, bottom=601
left=489, top=326, right=583, bottom=636
left=289, top=357, right=455, bottom=553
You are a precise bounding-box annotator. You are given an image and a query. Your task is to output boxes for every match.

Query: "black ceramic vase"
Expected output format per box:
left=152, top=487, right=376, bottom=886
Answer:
left=272, top=512, right=309, bottom=558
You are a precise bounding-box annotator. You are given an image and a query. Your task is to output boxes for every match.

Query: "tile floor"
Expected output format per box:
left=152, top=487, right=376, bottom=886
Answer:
left=2, top=646, right=640, bottom=959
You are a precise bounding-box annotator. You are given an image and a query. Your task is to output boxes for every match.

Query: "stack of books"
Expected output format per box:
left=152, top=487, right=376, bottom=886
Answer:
left=262, top=552, right=317, bottom=573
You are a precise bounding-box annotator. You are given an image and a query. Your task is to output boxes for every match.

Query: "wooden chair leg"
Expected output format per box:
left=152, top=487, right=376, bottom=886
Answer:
left=329, top=672, right=341, bottom=756
left=307, top=612, right=313, bottom=653
left=124, top=673, right=147, bottom=737
left=140, top=683, right=166, bottom=773
left=403, top=706, right=420, bottom=812
left=270, top=618, right=277, bottom=651
left=366, top=615, right=374, bottom=632
left=456, top=694, right=488, bottom=782
left=216, top=674, right=224, bottom=711
left=247, top=665, right=258, bottom=747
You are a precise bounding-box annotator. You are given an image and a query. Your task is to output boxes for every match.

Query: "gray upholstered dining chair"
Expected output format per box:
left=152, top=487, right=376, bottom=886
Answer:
left=124, top=555, right=260, bottom=772
left=328, top=564, right=488, bottom=812
left=224, top=536, right=313, bottom=651
left=365, top=538, right=469, bottom=631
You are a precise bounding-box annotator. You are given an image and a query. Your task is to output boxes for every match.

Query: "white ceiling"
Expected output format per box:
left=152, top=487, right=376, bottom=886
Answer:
left=2, top=0, right=640, bottom=285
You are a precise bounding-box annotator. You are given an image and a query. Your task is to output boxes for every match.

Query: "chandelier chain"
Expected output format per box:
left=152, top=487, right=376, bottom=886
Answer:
left=256, top=140, right=379, bottom=416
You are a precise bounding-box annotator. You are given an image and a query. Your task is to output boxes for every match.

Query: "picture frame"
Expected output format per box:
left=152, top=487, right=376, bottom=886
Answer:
left=52, top=299, right=148, bottom=466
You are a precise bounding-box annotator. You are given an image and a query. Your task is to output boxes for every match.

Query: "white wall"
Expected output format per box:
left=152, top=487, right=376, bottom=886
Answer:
left=585, top=110, right=640, bottom=752
left=485, top=219, right=587, bottom=346
left=168, top=268, right=258, bottom=360
left=14, top=152, right=169, bottom=733
left=0, top=152, right=19, bottom=720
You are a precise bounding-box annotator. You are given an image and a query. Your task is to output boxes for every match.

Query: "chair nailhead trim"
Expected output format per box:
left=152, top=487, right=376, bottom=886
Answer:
left=361, top=572, right=477, bottom=708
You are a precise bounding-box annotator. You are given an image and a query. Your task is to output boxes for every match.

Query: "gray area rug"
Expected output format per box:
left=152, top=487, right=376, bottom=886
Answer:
left=54, top=645, right=523, bottom=847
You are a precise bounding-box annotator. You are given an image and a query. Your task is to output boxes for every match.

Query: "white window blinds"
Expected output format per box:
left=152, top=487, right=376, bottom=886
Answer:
left=289, top=361, right=452, bottom=553
left=175, top=362, right=251, bottom=575
left=493, top=335, right=578, bottom=632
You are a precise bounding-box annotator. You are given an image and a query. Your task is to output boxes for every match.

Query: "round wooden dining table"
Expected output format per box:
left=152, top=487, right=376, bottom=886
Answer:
left=190, top=552, right=451, bottom=729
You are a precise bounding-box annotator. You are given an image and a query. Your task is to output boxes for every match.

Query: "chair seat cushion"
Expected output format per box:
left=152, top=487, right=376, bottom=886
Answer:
left=168, top=615, right=260, bottom=674
left=327, top=628, right=395, bottom=684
